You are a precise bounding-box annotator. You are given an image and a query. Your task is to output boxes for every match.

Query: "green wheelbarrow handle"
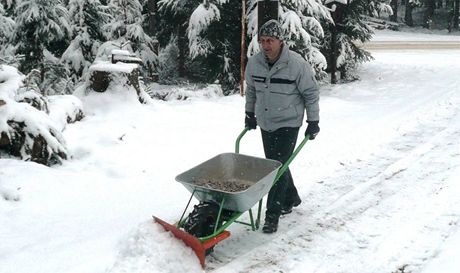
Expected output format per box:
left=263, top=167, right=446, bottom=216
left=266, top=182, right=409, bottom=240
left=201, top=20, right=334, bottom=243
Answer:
left=235, top=127, right=309, bottom=185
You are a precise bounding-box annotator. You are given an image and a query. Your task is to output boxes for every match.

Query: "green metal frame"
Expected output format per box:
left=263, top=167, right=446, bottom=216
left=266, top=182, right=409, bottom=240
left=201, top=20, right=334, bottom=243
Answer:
left=177, top=127, right=309, bottom=242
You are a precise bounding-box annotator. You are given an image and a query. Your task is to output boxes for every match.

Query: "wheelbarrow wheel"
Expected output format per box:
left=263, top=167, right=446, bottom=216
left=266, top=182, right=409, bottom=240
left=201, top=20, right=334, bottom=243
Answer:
left=183, top=201, right=229, bottom=255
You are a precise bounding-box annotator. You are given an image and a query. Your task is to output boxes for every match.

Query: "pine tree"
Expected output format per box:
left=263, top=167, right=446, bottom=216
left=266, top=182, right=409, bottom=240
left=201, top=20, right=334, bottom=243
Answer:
left=104, top=0, right=157, bottom=79
left=61, top=0, right=110, bottom=83
left=12, top=0, right=71, bottom=95
left=2, top=0, right=18, bottom=16
left=405, top=0, right=420, bottom=26
left=186, top=0, right=242, bottom=93
left=158, top=38, right=180, bottom=84
left=322, top=0, right=377, bottom=83
left=157, top=0, right=205, bottom=79
left=0, top=3, right=15, bottom=63
left=13, top=0, right=70, bottom=75
left=246, top=0, right=333, bottom=80
left=366, top=0, right=393, bottom=18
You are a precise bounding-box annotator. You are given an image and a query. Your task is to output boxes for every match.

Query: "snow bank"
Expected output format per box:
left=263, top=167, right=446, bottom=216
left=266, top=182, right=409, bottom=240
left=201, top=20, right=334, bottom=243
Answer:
left=47, top=95, right=84, bottom=131
left=0, top=65, right=24, bottom=100
left=107, top=221, right=204, bottom=273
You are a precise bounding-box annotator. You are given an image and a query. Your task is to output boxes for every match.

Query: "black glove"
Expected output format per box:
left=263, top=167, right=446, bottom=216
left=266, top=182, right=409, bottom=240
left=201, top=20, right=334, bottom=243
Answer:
left=305, top=121, right=320, bottom=140
left=245, top=112, right=257, bottom=130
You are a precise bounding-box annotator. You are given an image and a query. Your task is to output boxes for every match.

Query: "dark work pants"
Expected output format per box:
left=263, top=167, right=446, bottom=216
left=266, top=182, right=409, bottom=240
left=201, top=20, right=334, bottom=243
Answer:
left=261, top=127, right=300, bottom=219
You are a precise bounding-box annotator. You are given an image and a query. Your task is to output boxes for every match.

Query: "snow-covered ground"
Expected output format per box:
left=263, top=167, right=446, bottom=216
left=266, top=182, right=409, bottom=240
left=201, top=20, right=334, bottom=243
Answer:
left=1, top=31, right=460, bottom=273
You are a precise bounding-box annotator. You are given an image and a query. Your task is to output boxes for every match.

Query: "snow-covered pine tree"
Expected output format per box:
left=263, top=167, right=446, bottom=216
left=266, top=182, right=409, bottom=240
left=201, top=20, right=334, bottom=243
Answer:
left=366, top=0, right=392, bottom=18
left=157, top=0, right=202, bottom=80
left=158, top=38, right=180, bottom=84
left=2, top=0, right=17, bottom=16
left=104, top=0, right=157, bottom=80
left=62, top=0, right=110, bottom=84
left=158, top=0, right=242, bottom=93
left=186, top=0, right=241, bottom=93
left=0, top=3, right=16, bottom=63
left=246, top=0, right=333, bottom=80
left=13, top=0, right=71, bottom=94
left=321, top=0, right=375, bottom=83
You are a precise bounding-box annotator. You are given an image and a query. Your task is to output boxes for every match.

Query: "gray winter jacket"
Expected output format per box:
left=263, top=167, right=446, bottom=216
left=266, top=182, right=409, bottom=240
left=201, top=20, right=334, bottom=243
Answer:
left=245, top=45, right=319, bottom=132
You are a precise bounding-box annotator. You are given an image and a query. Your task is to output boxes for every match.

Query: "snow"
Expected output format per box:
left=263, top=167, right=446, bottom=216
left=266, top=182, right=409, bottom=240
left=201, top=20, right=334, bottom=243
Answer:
left=324, top=0, right=349, bottom=6
left=1, top=30, right=460, bottom=273
left=187, top=3, right=221, bottom=59
left=47, top=95, right=83, bottom=131
left=89, top=61, right=139, bottom=73
left=0, top=65, right=24, bottom=100
left=111, top=50, right=132, bottom=56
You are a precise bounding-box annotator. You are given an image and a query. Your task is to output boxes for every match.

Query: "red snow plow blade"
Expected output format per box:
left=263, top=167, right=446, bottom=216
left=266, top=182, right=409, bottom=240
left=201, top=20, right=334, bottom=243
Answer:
left=153, top=216, right=230, bottom=268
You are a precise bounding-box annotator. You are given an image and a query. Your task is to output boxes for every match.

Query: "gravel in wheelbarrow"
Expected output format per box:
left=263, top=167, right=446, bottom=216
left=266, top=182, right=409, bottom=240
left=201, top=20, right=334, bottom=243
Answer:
left=190, top=178, right=253, bottom=192
left=176, top=153, right=282, bottom=212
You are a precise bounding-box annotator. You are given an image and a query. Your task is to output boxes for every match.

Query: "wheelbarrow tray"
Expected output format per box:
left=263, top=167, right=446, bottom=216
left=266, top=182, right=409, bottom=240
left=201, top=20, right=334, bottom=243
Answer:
left=175, top=153, right=282, bottom=212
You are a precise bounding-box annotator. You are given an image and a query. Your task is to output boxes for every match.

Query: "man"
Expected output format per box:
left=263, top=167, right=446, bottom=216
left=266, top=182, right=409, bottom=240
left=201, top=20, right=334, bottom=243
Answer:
left=244, top=19, right=320, bottom=233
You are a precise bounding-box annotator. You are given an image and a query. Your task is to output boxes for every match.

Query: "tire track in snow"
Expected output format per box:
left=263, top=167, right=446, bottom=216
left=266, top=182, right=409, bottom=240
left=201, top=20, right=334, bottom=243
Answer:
left=207, top=96, right=460, bottom=273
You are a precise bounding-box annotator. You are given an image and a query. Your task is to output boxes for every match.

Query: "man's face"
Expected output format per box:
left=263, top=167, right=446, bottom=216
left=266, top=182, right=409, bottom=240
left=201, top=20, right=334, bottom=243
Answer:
left=259, top=36, right=283, bottom=62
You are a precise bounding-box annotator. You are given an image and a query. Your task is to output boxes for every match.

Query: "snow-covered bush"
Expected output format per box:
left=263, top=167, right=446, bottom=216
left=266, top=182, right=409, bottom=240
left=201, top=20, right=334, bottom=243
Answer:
left=0, top=65, right=83, bottom=166
left=147, top=83, right=223, bottom=101
left=16, top=91, right=50, bottom=113
left=47, top=95, right=84, bottom=131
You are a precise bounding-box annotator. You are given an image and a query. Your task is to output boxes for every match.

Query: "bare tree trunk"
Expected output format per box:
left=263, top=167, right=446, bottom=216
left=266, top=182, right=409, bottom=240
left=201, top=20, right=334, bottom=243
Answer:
left=145, top=0, right=157, bottom=37
left=424, top=0, right=436, bottom=28
left=257, top=0, right=279, bottom=29
left=330, top=24, right=337, bottom=84
left=437, top=0, right=443, bottom=8
left=454, top=0, right=460, bottom=30
left=390, top=0, right=398, bottom=21
left=240, top=0, right=246, bottom=96
left=177, top=26, right=188, bottom=78
left=405, top=1, right=415, bottom=26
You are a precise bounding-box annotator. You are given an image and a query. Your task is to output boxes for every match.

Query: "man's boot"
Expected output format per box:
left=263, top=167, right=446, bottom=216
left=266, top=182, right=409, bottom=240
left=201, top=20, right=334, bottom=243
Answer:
left=281, top=196, right=301, bottom=215
left=262, top=214, right=279, bottom=233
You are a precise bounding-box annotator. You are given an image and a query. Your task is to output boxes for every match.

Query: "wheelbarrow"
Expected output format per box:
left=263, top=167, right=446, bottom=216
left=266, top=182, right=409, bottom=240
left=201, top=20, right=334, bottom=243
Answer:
left=153, top=128, right=309, bottom=267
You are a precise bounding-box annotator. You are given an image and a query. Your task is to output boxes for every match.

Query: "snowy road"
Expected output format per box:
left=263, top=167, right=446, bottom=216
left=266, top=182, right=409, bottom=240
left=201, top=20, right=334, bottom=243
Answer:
left=364, top=40, right=460, bottom=50
left=365, top=29, right=460, bottom=50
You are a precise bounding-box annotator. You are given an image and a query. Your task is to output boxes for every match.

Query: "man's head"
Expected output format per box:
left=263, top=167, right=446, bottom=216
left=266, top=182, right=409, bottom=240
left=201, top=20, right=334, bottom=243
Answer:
left=258, top=19, right=283, bottom=63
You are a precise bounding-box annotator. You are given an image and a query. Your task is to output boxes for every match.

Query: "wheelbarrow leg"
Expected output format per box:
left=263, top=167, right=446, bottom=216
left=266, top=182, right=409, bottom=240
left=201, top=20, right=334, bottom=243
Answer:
left=256, top=199, right=263, bottom=229
left=247, top=199, right=263, bottom=231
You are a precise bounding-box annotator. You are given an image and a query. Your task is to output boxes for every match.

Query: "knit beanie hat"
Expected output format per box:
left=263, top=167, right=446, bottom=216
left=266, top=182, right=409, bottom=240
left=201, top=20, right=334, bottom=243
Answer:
left=258, top=19, right=283, bottom=40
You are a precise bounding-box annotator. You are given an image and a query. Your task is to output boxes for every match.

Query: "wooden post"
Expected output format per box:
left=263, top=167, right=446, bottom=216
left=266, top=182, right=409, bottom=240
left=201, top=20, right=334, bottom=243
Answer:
left=257, top=0, right=279, bottom=30
left=240, top=0, right=246, bottom=96
left=330, top=24, right=337, bottom=84
left=242, top=1, right=278, bottom=96
left=328, top=2, right=346, bottom=84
